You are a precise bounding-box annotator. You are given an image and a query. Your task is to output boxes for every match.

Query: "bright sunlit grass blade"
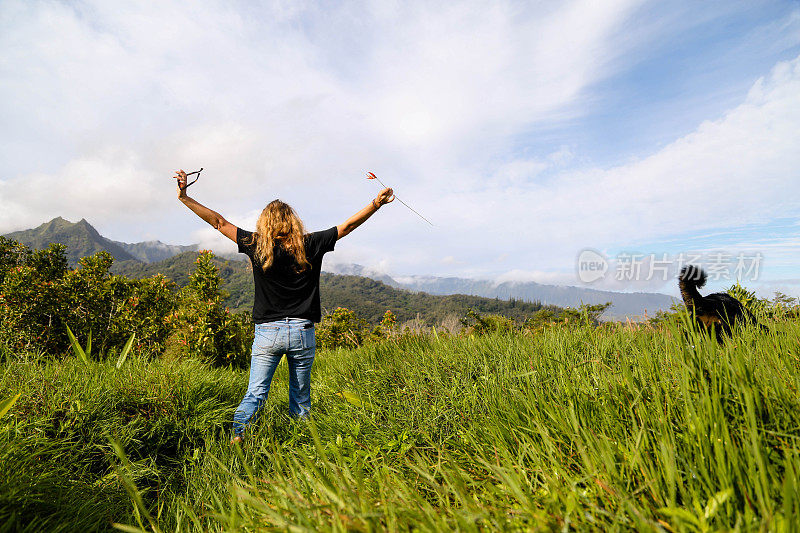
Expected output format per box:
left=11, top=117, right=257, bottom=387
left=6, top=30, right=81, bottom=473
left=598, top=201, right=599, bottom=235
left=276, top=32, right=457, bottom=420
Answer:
left=65, top=324, right=88, bottom=363
left=108, top=436, right=163, bottom=533
left=116, top=332, right=136, bottom=369
left=338, top=389, right=366, bottom=408
left=0, top=393, right=20, bottom=418
left=111, top=523, right=149, bottom=533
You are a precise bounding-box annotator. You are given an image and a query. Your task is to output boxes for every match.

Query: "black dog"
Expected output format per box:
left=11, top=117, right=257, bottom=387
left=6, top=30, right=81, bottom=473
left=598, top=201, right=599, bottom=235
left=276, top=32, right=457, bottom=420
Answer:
left=678, top=265, right=760, bottom=342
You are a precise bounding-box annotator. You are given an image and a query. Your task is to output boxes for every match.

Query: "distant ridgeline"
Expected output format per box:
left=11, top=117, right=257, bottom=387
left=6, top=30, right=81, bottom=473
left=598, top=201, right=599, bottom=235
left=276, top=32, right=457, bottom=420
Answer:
left=4, top=217, right=197, bottom=266
left=3, top=217, right=558, bottom=324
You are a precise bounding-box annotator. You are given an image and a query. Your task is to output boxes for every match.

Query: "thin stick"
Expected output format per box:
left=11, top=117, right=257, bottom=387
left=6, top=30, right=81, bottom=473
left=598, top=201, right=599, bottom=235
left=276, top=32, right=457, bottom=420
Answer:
left=367, top=172, right=433, bottom=226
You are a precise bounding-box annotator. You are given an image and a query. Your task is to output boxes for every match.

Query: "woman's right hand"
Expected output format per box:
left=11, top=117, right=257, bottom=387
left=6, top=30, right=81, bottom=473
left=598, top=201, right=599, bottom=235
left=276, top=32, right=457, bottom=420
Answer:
left=175, top=169, right=188, bottom=199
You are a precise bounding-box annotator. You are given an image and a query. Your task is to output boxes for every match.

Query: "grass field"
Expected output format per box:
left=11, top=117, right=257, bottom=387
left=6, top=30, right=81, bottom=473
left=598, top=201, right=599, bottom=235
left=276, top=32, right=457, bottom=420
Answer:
left=2, top=317, right=800, bottom=531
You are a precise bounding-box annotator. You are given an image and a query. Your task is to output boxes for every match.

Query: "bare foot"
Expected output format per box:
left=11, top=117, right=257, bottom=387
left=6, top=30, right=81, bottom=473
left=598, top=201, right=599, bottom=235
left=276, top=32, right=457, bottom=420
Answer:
left=231, top=435, right=243, bottom=445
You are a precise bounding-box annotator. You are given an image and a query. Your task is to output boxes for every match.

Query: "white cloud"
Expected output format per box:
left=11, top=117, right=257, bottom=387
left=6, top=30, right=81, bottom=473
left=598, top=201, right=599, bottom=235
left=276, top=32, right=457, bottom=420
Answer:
left=1, top=0, right=797, bottom=298
left=1, top=0, right=643, bottom=234
left=495, top=269, right=576, bottom=286
left=0, top=147, right=159, bottom=231
left=191, top=226, right=237, bottom=256
left=386, top=53, right=800, bottom=279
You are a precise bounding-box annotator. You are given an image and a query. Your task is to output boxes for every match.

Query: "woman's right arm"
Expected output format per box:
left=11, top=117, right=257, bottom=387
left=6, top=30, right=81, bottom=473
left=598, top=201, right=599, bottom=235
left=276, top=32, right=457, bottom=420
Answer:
left=175, top=169, right=237, bottom=243
left=336, top=187, right=394, bottom=239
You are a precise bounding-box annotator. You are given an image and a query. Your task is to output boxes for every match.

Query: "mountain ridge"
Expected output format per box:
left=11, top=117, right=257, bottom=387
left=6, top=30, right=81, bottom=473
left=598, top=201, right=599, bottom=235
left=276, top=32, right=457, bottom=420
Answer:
left=112, top=239, right=198, bottom=263
left=4, top=217, right=139, bottom=265
left=324, top=264, right=677, bottom=319
left=4, top=217, right=199, bottom=266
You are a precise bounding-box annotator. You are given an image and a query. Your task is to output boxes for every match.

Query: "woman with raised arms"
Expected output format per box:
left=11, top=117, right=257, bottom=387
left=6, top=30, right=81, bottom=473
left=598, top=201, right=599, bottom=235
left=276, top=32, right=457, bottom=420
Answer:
left=175, top=170, right=394, bottom=444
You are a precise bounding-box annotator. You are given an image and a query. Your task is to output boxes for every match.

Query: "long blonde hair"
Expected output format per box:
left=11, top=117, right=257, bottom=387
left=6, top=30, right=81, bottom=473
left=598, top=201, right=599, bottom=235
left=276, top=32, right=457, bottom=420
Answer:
left=249, top=200, right=311, bottom=272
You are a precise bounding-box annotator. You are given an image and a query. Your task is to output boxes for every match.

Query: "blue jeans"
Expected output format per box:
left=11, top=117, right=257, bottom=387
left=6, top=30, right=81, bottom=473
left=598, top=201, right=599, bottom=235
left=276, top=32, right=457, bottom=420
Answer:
left=232, top=318, right=316, bottom=436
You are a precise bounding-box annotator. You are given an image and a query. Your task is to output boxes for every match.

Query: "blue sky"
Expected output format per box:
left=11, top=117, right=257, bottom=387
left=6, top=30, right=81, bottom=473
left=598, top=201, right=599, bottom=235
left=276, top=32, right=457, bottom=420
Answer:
left=1, top=0, right=799, bottom=298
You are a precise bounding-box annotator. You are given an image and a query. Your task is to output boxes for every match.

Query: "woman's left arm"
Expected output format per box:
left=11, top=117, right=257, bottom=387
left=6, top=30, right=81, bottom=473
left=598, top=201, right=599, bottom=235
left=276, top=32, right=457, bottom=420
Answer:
left=175, top=170, right=238, bottom=243
left=337, top=187, right=394, bottom=239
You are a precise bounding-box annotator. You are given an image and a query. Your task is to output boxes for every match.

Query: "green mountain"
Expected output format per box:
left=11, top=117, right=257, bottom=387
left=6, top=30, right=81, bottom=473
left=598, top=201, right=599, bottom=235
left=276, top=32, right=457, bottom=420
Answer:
left=3, top=217, right=198, bottom=266
left=318, top=272, right=551, bottom=324
left=4, top=217, right=139, bottom=266
left=112, top=239, right=198, bottom=263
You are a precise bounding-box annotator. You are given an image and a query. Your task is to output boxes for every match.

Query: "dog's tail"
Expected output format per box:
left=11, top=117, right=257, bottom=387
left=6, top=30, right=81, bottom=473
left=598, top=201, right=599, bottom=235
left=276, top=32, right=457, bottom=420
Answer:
left=678, top=265, right=707, bottom=312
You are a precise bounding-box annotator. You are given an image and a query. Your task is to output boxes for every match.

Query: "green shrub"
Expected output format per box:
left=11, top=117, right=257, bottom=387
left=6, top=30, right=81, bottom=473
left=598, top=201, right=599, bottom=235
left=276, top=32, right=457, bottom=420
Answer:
left=770, top=292, right=800, bottom=320
left=460, top=308, right=514, bottom=335
left=316, top=307, right=368, bottom=349
left=0, top=236, right=43, bottom=285
left=727, top=280, right=769, bottom=316
left=523, top=308, right=559, bottom=330
left=368, top=309, right=398, bottom=342
left=0, top=239, right=177, bottom=357
left=166, top=251, right=252, bottom=367
left=0, top=243, right=69, bottom=353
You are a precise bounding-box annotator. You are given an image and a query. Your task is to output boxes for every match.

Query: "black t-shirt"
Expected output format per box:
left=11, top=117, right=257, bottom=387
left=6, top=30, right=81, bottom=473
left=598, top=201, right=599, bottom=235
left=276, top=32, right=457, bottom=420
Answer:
left=237, top=226, right=337, bottom=323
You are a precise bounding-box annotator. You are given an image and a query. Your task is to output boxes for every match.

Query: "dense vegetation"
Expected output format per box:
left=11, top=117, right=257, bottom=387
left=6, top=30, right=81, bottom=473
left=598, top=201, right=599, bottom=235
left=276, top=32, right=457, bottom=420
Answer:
left=2, top=312, right=800, bottom=531
left=0, top=236, right=595, bottom=366
left=0, top=238, right=252, bottom=367
left=113, top=250, right=560, bottom=324
left=8, top=218, right=560, bottom=325
left=3, top=235, right=800, bottom=531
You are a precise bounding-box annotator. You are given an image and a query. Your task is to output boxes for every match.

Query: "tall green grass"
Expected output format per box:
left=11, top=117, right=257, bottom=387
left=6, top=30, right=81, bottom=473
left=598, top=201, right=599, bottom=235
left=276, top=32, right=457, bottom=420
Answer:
left=2, top=318, right=800, bottom=531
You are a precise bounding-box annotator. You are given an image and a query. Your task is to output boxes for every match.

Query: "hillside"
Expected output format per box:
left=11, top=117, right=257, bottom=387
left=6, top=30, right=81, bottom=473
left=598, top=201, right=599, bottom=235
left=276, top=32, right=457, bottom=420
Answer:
left=113, top=251, right=557, bottom=324
left=392, top=275, right=677, bottom=319
left=327, top=263, right=677, bottom=319
left=319, top=273, right=553, bottom=324
left=112, top=252, right=254, bottom=312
